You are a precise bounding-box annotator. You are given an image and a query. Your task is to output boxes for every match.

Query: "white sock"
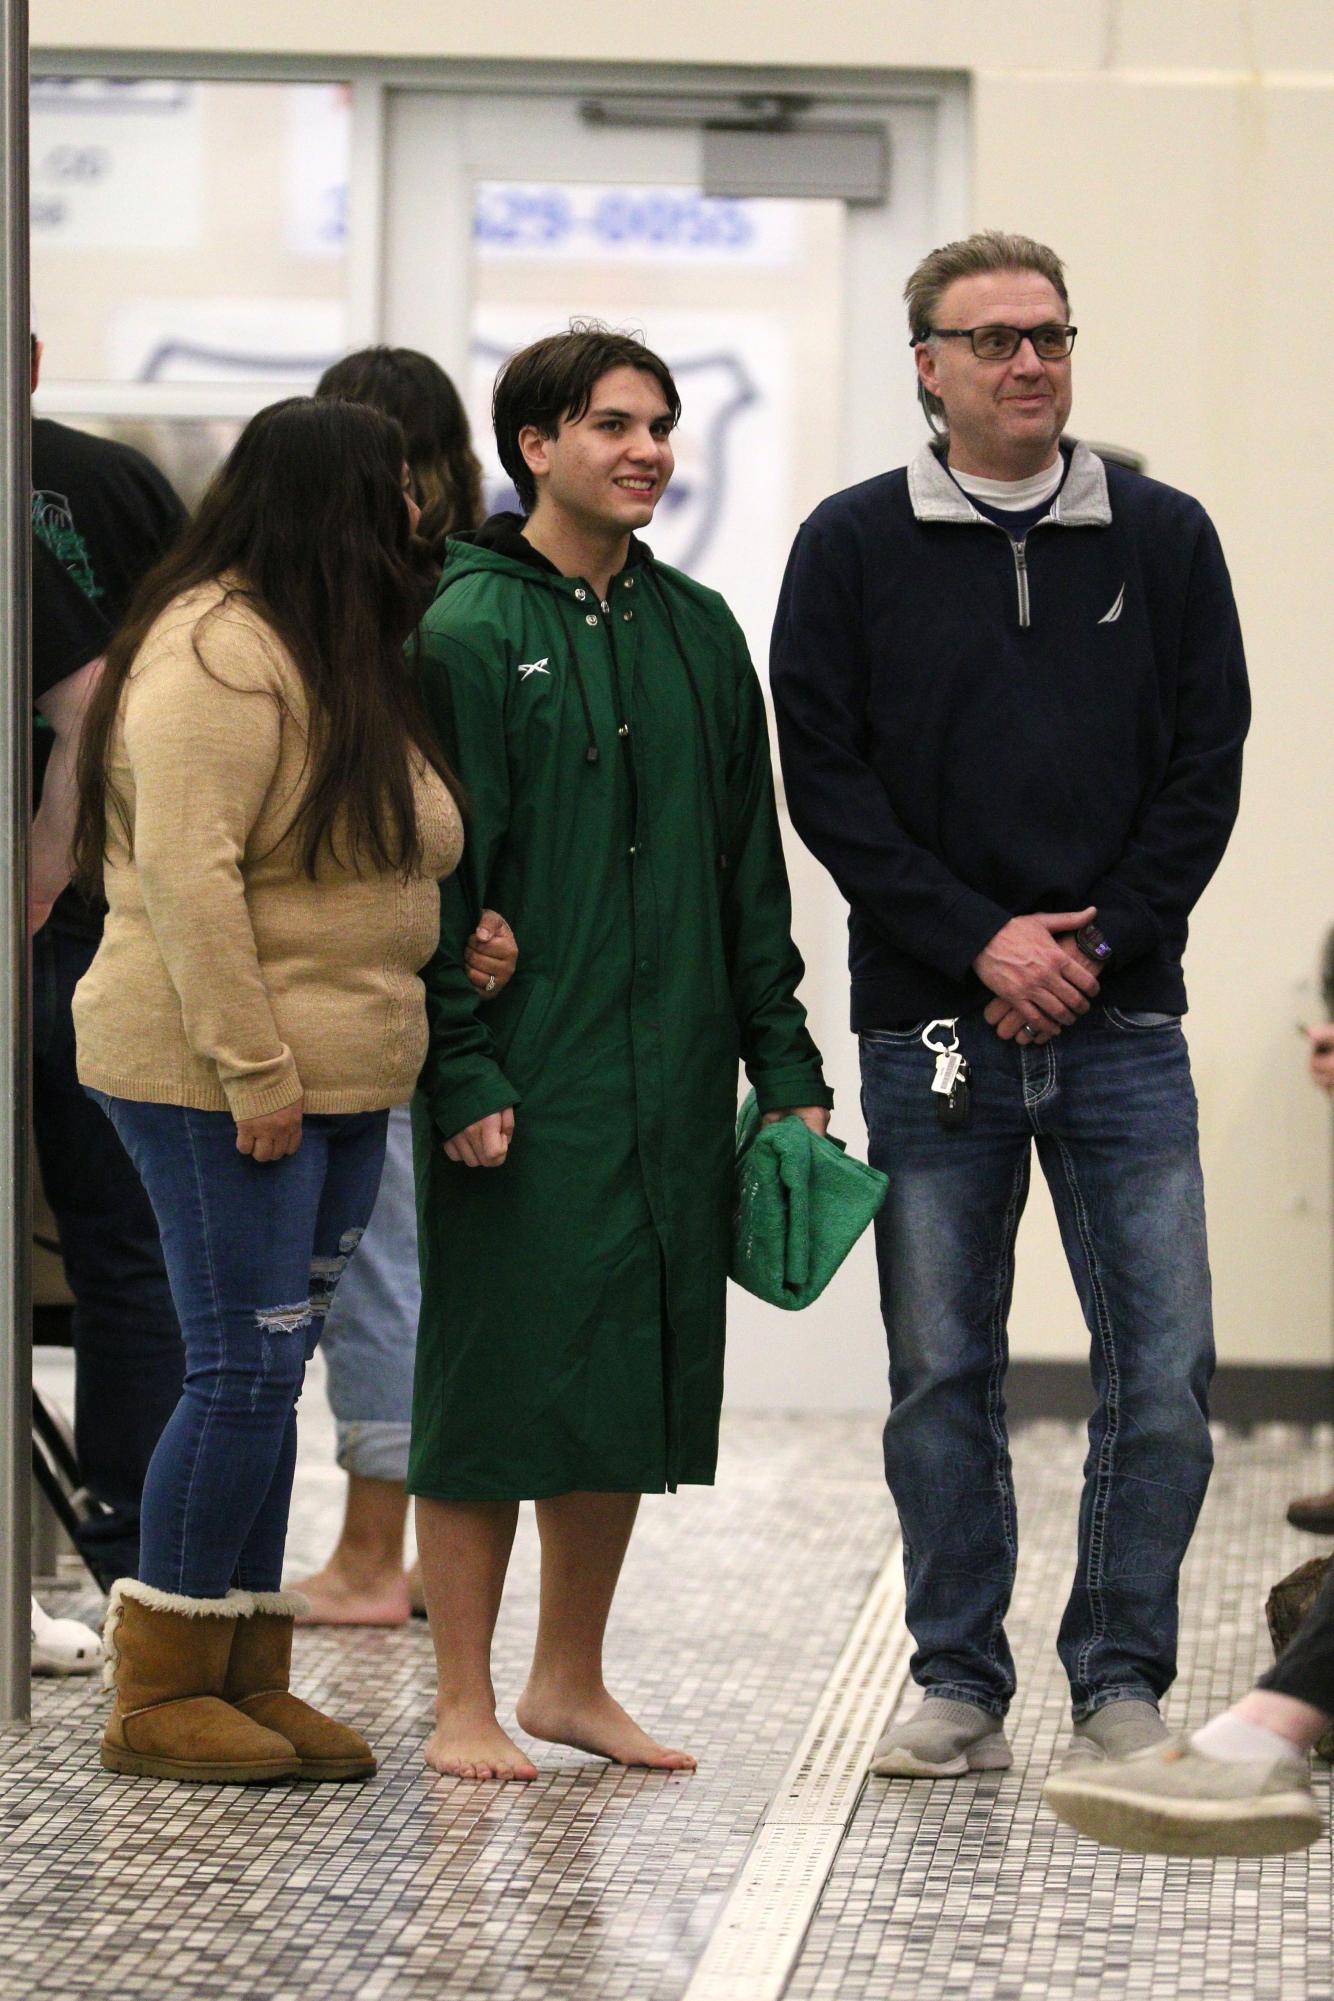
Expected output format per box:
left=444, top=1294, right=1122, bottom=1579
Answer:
left=1191, top=1712, right=1305, bottom=1769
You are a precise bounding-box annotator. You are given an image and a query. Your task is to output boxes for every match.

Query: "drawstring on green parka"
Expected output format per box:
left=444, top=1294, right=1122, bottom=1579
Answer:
left=552, top=563, right=729, bottom=875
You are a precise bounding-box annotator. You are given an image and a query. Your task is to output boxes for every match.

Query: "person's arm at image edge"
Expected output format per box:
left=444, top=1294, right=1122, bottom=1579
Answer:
left=31, top=654, right=102, bottom=930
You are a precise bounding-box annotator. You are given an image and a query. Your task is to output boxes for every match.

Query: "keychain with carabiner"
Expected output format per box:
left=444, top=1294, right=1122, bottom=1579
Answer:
left=922, top=1018, right=971, bottom=1130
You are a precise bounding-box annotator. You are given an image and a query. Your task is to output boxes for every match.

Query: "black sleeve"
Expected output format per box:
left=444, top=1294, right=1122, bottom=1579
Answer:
left=32, top=424, right=188, bottom=629
left=1088, top=515, right=1250, bottom=965
left=31, top=535, right=109, bottom=705
left=107, top=449, right=189, bottom=617
left=770, top=512, right=1010, bottom=981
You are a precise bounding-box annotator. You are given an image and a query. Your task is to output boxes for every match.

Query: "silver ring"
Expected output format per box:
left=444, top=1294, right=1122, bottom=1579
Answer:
left=484, top=974, right=497, bottom=995
left=1021, top=1023, right=1037, bottom=1038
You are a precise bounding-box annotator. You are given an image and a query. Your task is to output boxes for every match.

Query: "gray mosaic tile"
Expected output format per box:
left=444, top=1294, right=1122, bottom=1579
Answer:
left=7, top=1367, right=895, bottom=2001
left=786, top=1421, right=1334, bottom=2001
left=12, top=1356, right=1334, bottom=2001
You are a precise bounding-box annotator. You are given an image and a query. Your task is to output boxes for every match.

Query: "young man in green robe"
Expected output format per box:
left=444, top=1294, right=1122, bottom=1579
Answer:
left=410, top=326, right=832, bottom=1781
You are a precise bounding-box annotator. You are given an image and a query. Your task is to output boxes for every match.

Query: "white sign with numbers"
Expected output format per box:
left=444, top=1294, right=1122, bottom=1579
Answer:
left=473, top=183, right=799, bottom=265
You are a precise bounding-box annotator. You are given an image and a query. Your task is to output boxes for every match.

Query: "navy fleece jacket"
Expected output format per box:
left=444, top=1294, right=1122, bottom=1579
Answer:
left=770, top=441, right=1250, bottom=1027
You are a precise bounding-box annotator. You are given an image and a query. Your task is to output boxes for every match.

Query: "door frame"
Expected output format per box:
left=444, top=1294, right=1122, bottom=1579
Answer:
left=30, top=53, right=968, bottom=445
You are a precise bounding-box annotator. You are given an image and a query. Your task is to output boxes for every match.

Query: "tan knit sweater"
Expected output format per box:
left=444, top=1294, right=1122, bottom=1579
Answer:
left=74, top=582, right=464, bottom=1118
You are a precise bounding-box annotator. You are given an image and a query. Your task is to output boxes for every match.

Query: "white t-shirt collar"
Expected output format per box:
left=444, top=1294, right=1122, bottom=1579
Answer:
left=949, top=456, right=1064, bottom=513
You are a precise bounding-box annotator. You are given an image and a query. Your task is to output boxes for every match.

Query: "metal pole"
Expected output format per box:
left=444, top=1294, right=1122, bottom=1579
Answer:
left=0, top=0, right=32, bottom=1725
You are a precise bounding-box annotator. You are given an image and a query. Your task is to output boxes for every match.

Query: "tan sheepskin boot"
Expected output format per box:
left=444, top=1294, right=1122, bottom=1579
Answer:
left=101, top=1581, right=301, bottom=1783
left=223, top=1591, right=376, bottom=1781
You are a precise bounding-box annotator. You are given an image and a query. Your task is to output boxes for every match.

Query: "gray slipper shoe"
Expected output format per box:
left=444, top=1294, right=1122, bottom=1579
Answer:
left=1062, top=1698, right=1167, bottom=1767
left=870, top=1697, right=1012, bottom=1778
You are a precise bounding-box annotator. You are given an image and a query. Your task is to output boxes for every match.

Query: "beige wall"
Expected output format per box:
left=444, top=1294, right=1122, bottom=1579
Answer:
left=32, top=3, right=1334, bottom=1374
left=28, top=0, right=1334, bottom=72
left=974, top=63, right=1334, bottom=1367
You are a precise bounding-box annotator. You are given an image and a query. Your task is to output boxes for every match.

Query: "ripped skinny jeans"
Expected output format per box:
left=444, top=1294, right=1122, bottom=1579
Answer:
left=89, top=1095, right=388, bottom=1596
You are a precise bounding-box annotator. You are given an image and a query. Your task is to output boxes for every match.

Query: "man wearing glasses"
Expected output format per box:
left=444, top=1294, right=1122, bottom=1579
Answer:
left=771, top=230, right=1249, bottom=1778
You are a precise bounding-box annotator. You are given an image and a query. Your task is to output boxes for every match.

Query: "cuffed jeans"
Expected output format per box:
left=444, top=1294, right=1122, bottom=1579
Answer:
left=319, top=1102, right=418, bottom=1482
left=861, top=1006, right=1215, bottom=1721
left=91, top=1094, right=388, bottom=1597
left=34, top=924, right=183, bottom=1584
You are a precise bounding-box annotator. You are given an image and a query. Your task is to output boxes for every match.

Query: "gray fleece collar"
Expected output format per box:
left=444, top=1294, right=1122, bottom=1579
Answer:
left=907, top=439, right=1112, bottom=528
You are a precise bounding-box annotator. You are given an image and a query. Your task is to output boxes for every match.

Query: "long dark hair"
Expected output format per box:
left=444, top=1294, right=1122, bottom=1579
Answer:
left=316, top=347, right=483, bottom=564
left=73, top=396, right=460, bottom=891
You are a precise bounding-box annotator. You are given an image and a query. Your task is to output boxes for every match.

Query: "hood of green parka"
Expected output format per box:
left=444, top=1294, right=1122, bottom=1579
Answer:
left=432, top=512, right=654, bottom=602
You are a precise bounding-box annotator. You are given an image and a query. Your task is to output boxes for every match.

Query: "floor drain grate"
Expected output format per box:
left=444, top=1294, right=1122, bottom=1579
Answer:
left=681, top=1542, right=912, bottom=2000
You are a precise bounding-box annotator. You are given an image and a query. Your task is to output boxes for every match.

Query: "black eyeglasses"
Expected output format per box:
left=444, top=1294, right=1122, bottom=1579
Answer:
left=915, top=323, right=1078, bottom=361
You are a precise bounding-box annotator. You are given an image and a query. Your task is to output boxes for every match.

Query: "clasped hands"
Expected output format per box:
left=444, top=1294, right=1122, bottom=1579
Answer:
left=972, top=905, right=1100, bottom=1047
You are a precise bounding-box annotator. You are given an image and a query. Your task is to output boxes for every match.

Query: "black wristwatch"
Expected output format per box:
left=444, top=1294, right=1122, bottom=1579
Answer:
left=1075, top=921, right=1113, bottom=968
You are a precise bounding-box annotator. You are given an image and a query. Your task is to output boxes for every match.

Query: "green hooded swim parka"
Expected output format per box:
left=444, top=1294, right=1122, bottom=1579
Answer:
left=407, top=518, right=832, bottom=1502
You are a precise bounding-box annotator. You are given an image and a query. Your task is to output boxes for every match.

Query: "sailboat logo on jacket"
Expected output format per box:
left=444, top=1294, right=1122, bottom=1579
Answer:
left=1097, top=583, right=1126, bottom=625
left=517, top=658, right=551, bottom=680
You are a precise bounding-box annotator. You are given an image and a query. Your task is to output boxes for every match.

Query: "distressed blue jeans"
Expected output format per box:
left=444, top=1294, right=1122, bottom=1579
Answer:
left=860, top=1007, right=1214, bottom=1722
left=90, top=1095, right=388, bottom=1597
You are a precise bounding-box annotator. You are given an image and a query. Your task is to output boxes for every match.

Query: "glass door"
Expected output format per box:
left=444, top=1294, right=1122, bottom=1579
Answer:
left=383, top=86, right=950, bottom=676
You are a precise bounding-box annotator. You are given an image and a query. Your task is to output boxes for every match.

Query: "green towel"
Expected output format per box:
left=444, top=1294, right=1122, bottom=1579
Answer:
left=731, top=1091, right=889, bottom=1311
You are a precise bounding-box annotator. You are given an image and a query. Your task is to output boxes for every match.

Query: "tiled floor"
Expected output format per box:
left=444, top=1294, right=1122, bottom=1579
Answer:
left=789, top=1422, right=1334, bottom=2001
left=11, top=1362, right=896, bottom=2001
left=7, top=1360, right=1333, bottom=2001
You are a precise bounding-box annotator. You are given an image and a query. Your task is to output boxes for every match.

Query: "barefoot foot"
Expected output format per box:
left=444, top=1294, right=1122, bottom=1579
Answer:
left=423, top=1709, right=538, bottom=1782
left=516, top=1684, right=696, bottom=1771
left=291, top=1565, right=412, bottom=1627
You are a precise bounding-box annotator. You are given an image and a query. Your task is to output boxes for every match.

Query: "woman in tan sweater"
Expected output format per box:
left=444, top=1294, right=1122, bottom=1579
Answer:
left=71, top=397, right=463, bottom=1785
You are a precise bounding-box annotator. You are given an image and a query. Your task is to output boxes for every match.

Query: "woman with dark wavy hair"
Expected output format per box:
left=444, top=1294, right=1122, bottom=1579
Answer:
left=72, top=396, right=464, bottom=1786
left=316, top=345, right=484, bottom=571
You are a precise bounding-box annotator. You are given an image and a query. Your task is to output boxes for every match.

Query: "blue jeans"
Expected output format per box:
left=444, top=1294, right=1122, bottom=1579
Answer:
left=860, top=1007, right=1215, bottom=1721
left=319, top=1102, right=418, bottom=1482
left=34, top=924, right=183, bottom=1585
left=91, top=1095, right=388, bottom=1597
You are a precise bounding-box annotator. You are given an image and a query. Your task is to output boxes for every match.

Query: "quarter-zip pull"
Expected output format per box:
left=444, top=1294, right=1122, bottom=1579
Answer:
left=1012, top=539, right=1031, bottom=629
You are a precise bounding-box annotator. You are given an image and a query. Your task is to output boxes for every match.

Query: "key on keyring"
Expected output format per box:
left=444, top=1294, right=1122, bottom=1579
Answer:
left=922, top=1017, right=971, bottom=1131
left=936, top=1063, right=971, bottom=1129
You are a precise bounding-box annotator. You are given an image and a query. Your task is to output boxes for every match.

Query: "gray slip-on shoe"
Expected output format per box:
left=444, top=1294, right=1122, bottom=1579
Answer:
left=1061, top=1697, right=1167, bottom=1767
left=870, top=1697, right=1012, bottom=1778
left=1042, top=1734, right=1322, bottom=1858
